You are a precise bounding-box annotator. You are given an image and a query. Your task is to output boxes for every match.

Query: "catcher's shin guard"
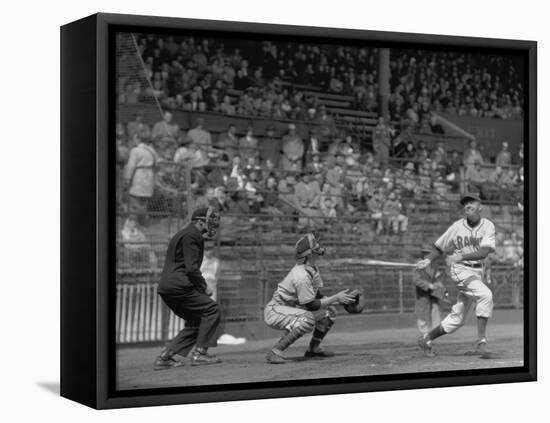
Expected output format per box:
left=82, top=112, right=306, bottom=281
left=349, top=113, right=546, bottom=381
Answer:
left=274, top=314, right=315, bottom=352
left=309, top=307, right=336, bottom=351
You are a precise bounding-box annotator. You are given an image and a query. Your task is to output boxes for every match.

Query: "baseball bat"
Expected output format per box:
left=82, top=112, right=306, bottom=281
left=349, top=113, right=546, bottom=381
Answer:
left=331, top=258, right=416, bottom=268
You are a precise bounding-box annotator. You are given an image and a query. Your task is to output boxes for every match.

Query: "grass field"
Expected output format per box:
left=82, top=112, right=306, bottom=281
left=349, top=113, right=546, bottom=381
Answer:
left=116, top=313, right=523, bottom=390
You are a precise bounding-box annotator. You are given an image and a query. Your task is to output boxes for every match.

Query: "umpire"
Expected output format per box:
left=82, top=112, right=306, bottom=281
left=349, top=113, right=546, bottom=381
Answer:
left=154, top=206, right=222, bottom=370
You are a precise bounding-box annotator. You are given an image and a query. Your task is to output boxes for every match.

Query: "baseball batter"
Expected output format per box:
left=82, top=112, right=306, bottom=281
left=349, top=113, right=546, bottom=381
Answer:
left=263, top=233, right=356, bottom=364
left=416, top=193, right=496, bottom=358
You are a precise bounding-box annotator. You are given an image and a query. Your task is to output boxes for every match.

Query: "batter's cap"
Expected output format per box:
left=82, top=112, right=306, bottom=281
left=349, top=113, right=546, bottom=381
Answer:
left=421, top=244, right=433, bottom=254
left=460, top=192, right=481, bottom=206
left=295, top=233, right=318, bottom=259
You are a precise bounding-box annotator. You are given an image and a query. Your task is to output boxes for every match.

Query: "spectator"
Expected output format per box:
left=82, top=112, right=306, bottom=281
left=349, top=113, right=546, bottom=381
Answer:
left=152, top=110, right=180, bottom=144
left=238, top=126, right=259, bottom=161
left=173, top=135, right=197, bottom=165
left=127, top=111, right=152, bottom=140
left=210, top=186, right=229, bottom=212
left=306, top=152, right=324, bottom=175
left=294, top=171, right=321, bottom=213
left=320, top=196, right=337, bottom=223
left=120, top=215, right=157, bottom=268
left=187, top=116, right=212, bottom=150
left=229, top=155, right=245, bottom=190
left=383, top=191, right=408, bottom=234
left=431, top=140, right=447, bottom=170
left=372, top=116, right=393, bottom=169
left=462, top=139, right=484, bottom=173
left=217, top=123, right=239, bottom=162
left=495, top=141, right=512, bottom=167
left=516, top=143, right=524, bottom=165
left=464, top=162, right=487, bottom=199
left=124, top=136, right=160, bottom=225
left=259, top=125, right=281, bottom=168
left=263, top=175, right=283, bottom=215
left=367, top=190, right=385, bottom=235
left=281, top=123, right=304, bottom=172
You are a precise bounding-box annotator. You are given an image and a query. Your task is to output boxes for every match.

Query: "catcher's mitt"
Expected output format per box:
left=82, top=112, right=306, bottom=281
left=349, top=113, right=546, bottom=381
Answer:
left=343, top=289, right=365, bottom=314
left=430, top=282, right=450, bottom=304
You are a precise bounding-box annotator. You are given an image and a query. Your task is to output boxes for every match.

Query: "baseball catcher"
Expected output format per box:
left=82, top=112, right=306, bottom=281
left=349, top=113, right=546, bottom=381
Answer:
left=263, top=233, right=356, bottom=364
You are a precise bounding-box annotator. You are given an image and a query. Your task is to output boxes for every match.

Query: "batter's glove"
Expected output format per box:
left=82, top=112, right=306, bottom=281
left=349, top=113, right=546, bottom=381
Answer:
left=430, top=282, right=450, bottom=304
left=343, top=289, right=365, bottom=314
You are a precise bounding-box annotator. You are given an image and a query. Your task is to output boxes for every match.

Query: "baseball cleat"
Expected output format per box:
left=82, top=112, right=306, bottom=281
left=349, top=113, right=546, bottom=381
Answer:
left=465, top=340, right=492, bottom=359
left=417, top=335, right=436, bottom=358
left=190, top=351, right=222, bottom=366
left=153, top=356, right=185, bottom=371
left=266, top=350, right=286, bottom=364
left=304, top=347, right=336, bottom=359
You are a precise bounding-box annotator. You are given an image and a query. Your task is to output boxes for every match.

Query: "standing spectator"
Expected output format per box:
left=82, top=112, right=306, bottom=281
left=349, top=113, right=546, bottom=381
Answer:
left=259, top=126, right=282, bottom=168
left=516, top=142, right=524, bottom=165
left=304, top=128, right=321, bottom=165
left=372, top=116, right=393, bottom=169
left=495, top=141, right=512, bottom=167
left=281, top=123, right=305, bottom=172
left=124, top=136, right=160, bottom=225
left=238, top=126, right=259, bottom=161
left=127, top=111, right=152, bottom=140
left=152, top=110, right=180, bottom=144
left=187, top=117, right=212, bottom=150
left=217, top=123, right=239, bottom=162
left=431, top=140, right=447, bottom=171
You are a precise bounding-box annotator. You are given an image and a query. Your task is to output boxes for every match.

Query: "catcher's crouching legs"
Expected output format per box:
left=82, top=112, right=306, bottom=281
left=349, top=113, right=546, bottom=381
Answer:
left=305, top=306, right=337, bottom=358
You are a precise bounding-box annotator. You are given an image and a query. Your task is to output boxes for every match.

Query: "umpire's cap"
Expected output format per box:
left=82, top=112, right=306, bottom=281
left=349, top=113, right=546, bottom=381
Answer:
left=460, top=192, right=481, bottom=206
left=191, top=206, right=211, bottom=221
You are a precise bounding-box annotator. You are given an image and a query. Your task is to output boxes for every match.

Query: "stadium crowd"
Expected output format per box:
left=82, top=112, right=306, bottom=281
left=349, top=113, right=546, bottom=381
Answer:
left=117, top=109, right=524, bottom=236
left=117, top=34, right=524, bottom=127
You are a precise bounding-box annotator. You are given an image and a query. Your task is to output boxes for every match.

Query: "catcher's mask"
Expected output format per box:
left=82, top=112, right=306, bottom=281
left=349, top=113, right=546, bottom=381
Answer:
left=295, top=233, right=326, bottom=260
left=192, top=206, right=220, bottom=239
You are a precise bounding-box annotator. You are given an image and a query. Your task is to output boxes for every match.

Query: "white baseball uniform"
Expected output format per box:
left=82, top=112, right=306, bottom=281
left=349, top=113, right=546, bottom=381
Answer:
left=433, top=217, right=496, bottom=334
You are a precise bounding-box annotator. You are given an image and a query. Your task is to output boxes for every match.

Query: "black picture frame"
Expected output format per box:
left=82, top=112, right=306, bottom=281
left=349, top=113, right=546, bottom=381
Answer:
left=60, top=12, right=537, bottom=409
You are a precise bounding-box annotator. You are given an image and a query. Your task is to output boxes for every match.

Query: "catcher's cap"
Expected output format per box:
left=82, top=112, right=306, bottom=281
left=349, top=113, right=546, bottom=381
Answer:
left=460, top=192, right=481, bottom=206
left=295, top=233, right=321, bottom=259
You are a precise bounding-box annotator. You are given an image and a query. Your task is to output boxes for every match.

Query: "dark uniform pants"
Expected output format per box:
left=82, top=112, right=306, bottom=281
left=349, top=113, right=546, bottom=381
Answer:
left=160, top=289, right=221, bottom=356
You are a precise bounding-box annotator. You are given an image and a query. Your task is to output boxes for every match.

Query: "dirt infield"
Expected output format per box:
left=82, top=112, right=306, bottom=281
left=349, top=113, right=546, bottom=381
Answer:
left=116, top=314, right=523, bottom=390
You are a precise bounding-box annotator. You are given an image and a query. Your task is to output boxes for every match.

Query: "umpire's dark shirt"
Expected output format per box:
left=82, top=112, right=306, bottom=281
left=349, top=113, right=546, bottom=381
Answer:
left=158, top=223, right=207, bottom=294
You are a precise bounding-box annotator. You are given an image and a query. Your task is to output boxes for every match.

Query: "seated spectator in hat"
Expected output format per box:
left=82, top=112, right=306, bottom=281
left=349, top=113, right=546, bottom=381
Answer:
left=431, top=139, right=447, bottom=169
left=243, top=169, right=263, bottom=215
left=495, top=141, right=512, bottom=167
left=294, top=171, right=321, bottom=213
left=239, top=126, right=259, bottom=162
left=462, top=139, right=484, bottom=173
left=320, top=196, right=337, bottom=224
left=383, top=191, right=408, bottom=234
left=304, top=128, right=321, bottom=164
left=217, top=123, right=239, bottom=162
left=152, top=110, right=180, bottom=144
left=260, top=158, right=278, bottom=183
left=229, top=155, right=246, bottom=190
left=306, top=152, right=324, bottom=176
left=259, top=126, right=281, bottom=168
left=262, top=175, right=283, bottom=216
left=281, top=123, right=304, bottom=172
left=187, top=116, right=212, bottom=150
left=120, top=215, right=157, bottom=269
left=227, top=190, right=250, bottom=215
left=220, top=95, right=236, bottom=115
left=127, top=111, right=152, bottom=140
left=464, top=162, right=487, bottom=199
left=209, top=186, right=229, bottom=212
left=367, top=190, right=385, bottom=235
